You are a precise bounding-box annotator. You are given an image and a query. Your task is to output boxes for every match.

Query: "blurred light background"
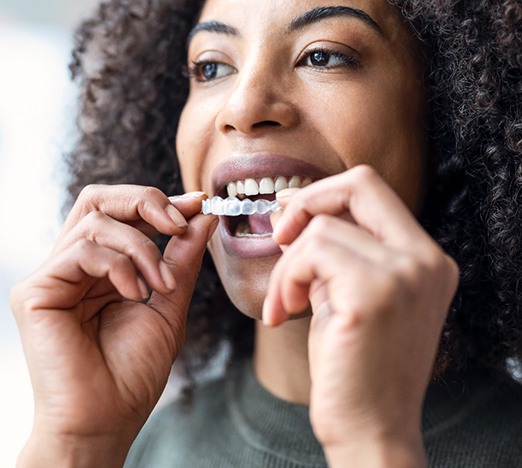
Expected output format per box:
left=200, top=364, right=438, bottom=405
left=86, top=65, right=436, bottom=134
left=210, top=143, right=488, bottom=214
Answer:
left=0, top=0, right=98, bottom=464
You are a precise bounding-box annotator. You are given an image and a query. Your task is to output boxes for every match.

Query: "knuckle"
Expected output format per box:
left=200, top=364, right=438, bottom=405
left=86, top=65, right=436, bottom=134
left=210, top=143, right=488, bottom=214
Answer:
left=394, top=247, right=461, bottom=299
left=141, top=236, right=160, bottom=255
left=82, top=210, right=106, bottom=224
left=347, top=164, right=378, bottom=185
left=394, top=254, right=423, bottom=284
left=338, top=289, right=385, bottom=329
left=421, top=247, right=444, bottom=270
left=134, top=186, right=166, bottom=218
left=77, top=211, right=108, bottom=238
left=126, top=235, right=160, bottom=260
left=141, top=185, right=161, bottom=196
left=10, top=279, right=44, bottom=315
left=290, top=192, right=311, bottom=217
left=12, top=295, right=40, bottom=315
left=443, top=253, right=460, bottom=289
left=9, top=281, right=25, bottom=313
left=77, top=184, right=104, bottom=203
left=68, top=185, right=108, bottom=224
left=351, top=270, right=403, bottom=321
left=348, top=272, right=398, bottom=316
left=74, top=238, right=96, bottom=254
left=419, top=245, right=458, bottom=280
left=140, top=186, right=164, bottom=203
left=374, top=269, right=401, bottom=297
left=112, top=252, right=132, bottom=271
left=301, top=217, right=332, bottom=251
left=307, top=214, right=333, bottom=236
left=339, top=297, right=367, bottom=326
left=137, top=234, right=157, bottom=251
left=442, top=251, right=459, bottom=274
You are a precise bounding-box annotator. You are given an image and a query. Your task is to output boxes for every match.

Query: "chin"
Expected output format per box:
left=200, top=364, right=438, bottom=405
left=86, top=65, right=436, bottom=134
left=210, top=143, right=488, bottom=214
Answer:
left=210, top=241, right=279, bottom=320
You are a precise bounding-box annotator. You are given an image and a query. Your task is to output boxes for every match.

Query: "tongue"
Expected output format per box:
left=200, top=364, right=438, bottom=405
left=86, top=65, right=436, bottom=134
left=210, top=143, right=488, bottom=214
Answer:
left=249, top=213, right=273, bottom=235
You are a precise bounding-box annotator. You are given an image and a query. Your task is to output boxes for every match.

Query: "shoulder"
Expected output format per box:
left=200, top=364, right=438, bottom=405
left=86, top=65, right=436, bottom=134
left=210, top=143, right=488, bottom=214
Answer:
left=424, top=371, right=522, bottom=466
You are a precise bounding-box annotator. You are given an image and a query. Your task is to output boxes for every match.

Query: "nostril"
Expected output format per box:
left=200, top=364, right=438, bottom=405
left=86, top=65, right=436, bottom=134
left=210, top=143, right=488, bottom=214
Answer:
left=253, top=120, right=280, bottom=128
left=223, top=120, right=281, bottom=133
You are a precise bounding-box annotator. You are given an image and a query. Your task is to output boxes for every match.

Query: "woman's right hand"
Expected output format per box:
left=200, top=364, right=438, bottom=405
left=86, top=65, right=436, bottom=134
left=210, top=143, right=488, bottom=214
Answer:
left=10, top=185, right=217, bottom=467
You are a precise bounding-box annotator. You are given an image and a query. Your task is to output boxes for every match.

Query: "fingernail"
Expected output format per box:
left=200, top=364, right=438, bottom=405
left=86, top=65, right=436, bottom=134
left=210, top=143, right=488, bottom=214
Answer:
left=137, top=278, right=150, bottom=299
left=207, top=218, right=219, bottom=242
left=159, top=261, right=176, bottom=290
left=262, top=300, right=269, bottom=325
left=276, top=188, right=297, bottom=201
left=272, top=222, right=283, bottom=242
left=168, top=192, right=206, bottom=202
left=159, top=260, right=176, bottom=290
left=262, top=300, right=275, bottom=327
left=166, top=205, right=188, bottom=228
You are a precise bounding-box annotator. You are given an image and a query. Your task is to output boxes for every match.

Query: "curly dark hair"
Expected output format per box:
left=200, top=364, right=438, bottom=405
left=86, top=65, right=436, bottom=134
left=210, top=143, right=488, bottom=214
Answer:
left=65, top=0, right=522, bottom=384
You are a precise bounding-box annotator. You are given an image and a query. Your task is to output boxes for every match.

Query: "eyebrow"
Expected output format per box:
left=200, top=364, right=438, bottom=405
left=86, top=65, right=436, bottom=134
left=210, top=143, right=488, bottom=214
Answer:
left=187, top=21, right=239, bottom=46
left=187, top=5, right=383, bottom=48
left=289, top=6, right=383, bottom=36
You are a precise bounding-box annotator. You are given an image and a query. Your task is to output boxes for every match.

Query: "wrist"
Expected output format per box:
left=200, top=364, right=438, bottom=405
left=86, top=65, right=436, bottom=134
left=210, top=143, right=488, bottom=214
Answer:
left=17, top=430, right=135, bottom=468
left=323, top=431, right=427, bottom=468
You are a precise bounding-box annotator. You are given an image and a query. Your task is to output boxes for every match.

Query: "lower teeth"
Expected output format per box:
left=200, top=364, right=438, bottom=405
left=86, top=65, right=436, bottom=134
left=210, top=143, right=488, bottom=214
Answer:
left=234, top=221, right=272, bottom=238
left=235, top=220, right=251, bottom=236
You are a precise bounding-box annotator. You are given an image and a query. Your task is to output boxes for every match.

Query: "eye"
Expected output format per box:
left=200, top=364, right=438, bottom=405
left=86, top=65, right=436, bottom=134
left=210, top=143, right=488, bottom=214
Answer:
left=188, top=60, right=236, bottom=82
left=299, top=48, right=359, bottom=69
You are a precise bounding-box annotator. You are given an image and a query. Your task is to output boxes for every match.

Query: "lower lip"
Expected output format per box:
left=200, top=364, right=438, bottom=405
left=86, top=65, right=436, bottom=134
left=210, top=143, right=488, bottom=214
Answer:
left=218, top=218, right=282, bottom=259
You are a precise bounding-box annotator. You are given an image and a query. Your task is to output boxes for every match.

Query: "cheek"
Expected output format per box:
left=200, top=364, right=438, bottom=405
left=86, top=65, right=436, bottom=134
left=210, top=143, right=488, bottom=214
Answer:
left=176, top=104, right=210, bottom=193
left=175, top=107, right=193, bottom=191
left=322, top=86, right=427, bottom=211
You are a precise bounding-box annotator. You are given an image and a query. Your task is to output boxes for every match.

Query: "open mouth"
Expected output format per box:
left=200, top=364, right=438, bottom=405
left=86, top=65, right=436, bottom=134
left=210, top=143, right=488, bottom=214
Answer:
left=218, top=175, right=313, bottom=237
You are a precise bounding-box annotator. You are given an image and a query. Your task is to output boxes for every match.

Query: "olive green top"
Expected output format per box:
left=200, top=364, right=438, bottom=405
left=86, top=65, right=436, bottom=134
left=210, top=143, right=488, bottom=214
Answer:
left=125, top=362, right=522, bottom=467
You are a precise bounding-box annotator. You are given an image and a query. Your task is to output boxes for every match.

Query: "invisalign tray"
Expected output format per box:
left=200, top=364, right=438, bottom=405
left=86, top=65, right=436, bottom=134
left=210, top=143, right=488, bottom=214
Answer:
left=202, top=196, right=282, bottom=216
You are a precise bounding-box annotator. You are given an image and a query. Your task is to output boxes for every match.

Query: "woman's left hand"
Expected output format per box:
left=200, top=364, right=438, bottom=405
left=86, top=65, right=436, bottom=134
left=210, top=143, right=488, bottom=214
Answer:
left=263, top=165, right=459, bottom=467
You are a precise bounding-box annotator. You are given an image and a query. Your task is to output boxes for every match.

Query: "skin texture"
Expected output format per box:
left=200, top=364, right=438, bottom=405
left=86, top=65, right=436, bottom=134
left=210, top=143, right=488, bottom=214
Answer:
left=65, top=0, right=522, bottom=382
left=264, top=174, right=458, bottom=465
left=178, top=0, right=458, bottom=464
left=11, top=1, right=461, bottom=467
left=11, top=189, right=218, bottom=466
left=178, top=0, right=429, bottom=318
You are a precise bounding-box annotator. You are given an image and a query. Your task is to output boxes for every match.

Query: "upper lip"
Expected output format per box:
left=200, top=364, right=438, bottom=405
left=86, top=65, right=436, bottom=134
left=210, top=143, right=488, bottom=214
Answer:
left=211, top=154, right=333, bottom=197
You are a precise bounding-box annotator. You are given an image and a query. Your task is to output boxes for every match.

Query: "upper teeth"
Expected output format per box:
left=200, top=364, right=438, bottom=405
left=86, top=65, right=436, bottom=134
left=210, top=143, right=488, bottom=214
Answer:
left=227, top=176, right=312, bottom=197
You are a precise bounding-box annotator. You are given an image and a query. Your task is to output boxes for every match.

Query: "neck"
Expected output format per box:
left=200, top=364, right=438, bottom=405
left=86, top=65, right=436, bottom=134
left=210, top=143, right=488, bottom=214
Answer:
left=253, top=317, right=311, bottom=406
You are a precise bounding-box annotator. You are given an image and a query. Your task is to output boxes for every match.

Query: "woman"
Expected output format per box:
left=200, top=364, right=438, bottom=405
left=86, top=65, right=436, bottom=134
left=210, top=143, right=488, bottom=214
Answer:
left=11, top=0, right=522, bottom=466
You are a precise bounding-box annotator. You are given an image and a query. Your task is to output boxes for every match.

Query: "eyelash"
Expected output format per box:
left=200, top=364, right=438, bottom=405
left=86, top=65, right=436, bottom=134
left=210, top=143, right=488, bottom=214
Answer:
left=185, top=47, right=360, bottom=83
left=299, top=47, right=361, bottom=69
left=185, top=60, right=235, bottom=83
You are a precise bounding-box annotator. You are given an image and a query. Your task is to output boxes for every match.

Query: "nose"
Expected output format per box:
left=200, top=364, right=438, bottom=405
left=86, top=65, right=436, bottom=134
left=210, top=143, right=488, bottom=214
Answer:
left=216, top=65, right=299, bottom=135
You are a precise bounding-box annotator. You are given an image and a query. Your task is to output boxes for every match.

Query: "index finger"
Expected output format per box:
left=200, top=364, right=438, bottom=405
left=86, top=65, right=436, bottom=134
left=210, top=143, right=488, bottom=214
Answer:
left=273, top=165, right=428, bottom=251
left=62, top=185, right=206, bottom=239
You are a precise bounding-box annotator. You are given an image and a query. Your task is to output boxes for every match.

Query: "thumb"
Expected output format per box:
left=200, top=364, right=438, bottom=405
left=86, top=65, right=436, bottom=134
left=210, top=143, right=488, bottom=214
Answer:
left=147, top=213, right=218, bottom=329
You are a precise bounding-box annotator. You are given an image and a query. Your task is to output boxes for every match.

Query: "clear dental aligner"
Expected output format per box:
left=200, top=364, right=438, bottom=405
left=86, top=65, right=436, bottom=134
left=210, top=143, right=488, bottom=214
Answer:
left=202, top=196, right=282, bottom=216
left=202, top=175, right=313, bottom=216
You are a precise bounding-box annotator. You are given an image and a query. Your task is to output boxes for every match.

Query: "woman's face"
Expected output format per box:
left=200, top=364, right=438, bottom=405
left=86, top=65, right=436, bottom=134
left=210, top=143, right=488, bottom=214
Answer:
left=177, top=0, right=428, bottom=318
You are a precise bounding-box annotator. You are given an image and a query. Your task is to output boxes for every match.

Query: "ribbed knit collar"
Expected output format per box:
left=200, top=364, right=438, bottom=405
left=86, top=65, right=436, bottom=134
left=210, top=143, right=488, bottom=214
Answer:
left=422, top=368, right=497, bottom=439
left=225, top=361, right=500, bottom=459
left=226, top=362, right=328, bottom=466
